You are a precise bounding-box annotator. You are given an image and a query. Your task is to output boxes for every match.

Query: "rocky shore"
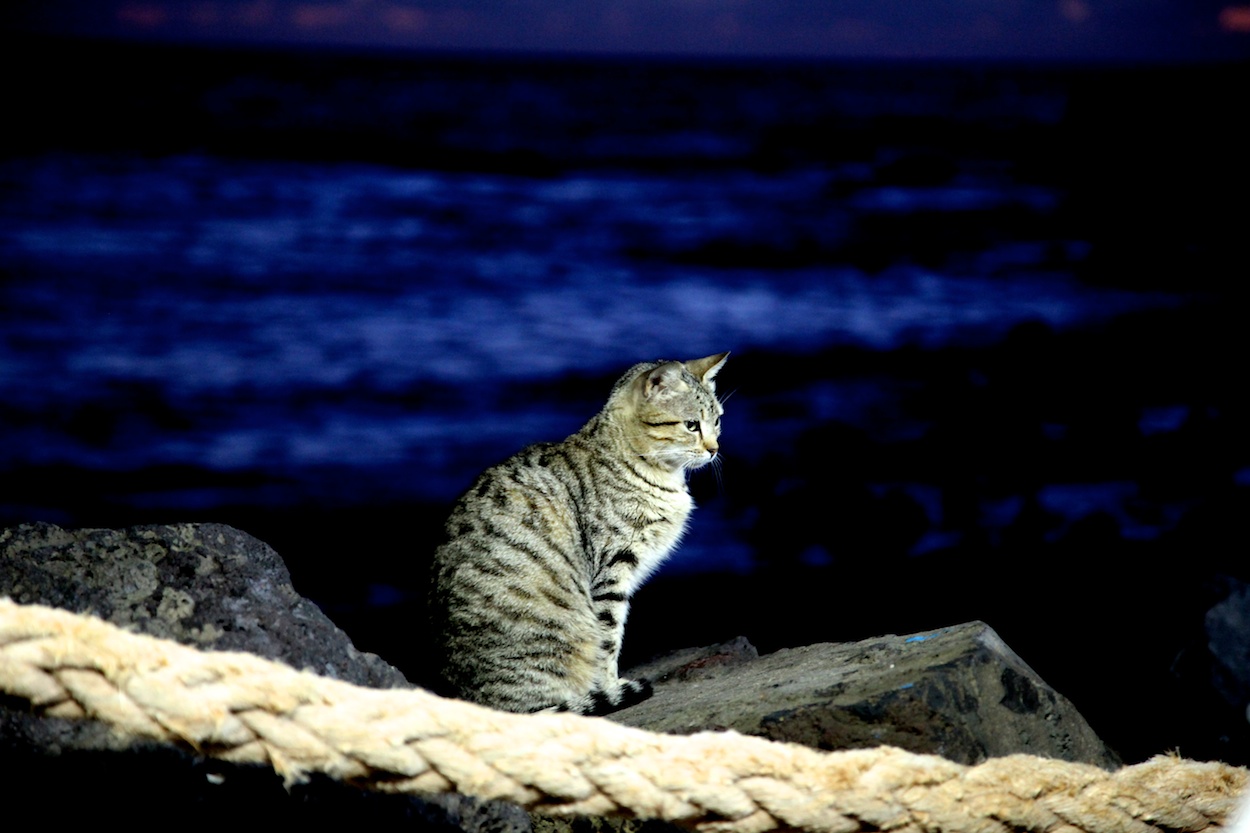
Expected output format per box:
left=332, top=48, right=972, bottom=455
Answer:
left=1, top=521, right=1142, bottom=827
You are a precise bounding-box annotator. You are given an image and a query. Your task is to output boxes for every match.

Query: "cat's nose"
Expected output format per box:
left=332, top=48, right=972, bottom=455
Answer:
left=704, top=438, right=718, bottom=456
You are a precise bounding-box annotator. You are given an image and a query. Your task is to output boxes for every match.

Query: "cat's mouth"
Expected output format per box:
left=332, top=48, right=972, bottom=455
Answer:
left=685, top=450, right=717, bottom=470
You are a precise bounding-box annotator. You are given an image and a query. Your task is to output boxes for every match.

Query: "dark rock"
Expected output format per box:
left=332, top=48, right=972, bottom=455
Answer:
left=1207, top=579, right=1250, bottom=718
left=617, top=624, right=1120, bottom=769
left=0, top=521, right=435, bottom=824
left=0, top=522, right=407, bottom=688
left=533, top=626, right=1118, bottom=833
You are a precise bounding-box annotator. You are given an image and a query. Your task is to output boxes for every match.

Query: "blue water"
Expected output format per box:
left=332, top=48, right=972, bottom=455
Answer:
left=0, top=152, right=1177, bottom=508
left=0, top=48, right=1238, bottom=576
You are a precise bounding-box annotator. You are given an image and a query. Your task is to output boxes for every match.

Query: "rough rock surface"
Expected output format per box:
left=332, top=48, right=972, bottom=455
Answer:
left=530, top=627, right=1121, bottom=833
left=1207, top=578, right=1250, bottom=719
left=0, top=521, right=407, bottom=688
left=616, top=625, right=1120, bottom=768
left=2, top=522, right=1119, bottom=827
left=0, top=521, right=433, bottom=822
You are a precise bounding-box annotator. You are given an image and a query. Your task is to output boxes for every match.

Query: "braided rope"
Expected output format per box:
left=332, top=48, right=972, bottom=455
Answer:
left=1, top=597, right=1245, bottom=832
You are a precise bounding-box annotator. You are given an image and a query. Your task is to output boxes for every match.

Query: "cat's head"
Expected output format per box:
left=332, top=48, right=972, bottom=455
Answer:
left=615, top=352, right=728, bottom=473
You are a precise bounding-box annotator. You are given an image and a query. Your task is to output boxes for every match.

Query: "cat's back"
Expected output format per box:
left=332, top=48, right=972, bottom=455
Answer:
left=431, top=428, right=691, bottom=589
left=437, top=437, right=590, bottom=569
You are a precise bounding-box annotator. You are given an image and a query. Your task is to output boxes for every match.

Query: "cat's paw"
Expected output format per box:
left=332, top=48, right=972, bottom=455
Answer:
left=556, top=678, right=653, bottom=716
left=610, top=677, right=653, bottom=711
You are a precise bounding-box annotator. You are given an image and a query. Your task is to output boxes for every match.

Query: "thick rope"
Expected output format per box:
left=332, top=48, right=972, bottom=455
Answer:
left=1, top=597, right=1245, bottom=833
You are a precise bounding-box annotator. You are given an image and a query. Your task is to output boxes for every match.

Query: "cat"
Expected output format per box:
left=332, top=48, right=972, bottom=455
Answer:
left=427, top=352, right=728, bottom=715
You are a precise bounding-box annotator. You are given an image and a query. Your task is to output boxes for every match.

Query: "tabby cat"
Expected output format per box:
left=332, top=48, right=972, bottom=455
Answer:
left=428, top=352, right=728, bottom=715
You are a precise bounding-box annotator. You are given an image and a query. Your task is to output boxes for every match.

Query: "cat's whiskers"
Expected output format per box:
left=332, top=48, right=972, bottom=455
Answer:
left=709, top=453, right=726, bottom=495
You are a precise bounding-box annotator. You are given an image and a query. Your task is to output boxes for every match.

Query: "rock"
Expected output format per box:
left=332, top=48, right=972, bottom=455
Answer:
left=0, top=521, right=407, bottom=689
left=1207, top=578, right=1250, bottom=720
left=617, top=625, right=1120, bottom=768
left=1, top=522, right=1120, bottom=828
left=532, top=626, right=1121, bottom=833
left=0, top=521, right=432, bottom=823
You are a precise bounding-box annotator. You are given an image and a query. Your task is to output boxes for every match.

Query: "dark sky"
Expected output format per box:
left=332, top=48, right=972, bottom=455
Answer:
left=6, top=0, right=1250, bottom=62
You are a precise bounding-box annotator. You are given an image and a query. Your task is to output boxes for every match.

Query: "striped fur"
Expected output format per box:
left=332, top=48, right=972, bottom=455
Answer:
left=428, top=353, right=728, bottom=714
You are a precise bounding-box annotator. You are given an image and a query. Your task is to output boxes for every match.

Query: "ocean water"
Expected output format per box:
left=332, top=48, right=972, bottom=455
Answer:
left=1, top=49, right=1239, bottom=547
left=0, top=149, right=1184, bottom=569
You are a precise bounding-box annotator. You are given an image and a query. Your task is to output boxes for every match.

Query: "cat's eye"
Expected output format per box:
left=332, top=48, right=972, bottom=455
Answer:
left=684, top=420, right=700, bottom=432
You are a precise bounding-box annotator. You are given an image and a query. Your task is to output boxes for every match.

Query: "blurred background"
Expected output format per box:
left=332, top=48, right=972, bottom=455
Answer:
left=3, top=0, right=1249, bottom=766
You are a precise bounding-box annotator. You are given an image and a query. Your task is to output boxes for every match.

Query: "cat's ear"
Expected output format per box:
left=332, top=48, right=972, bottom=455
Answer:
left=643, top=361, right=686, bottom=399
left=685, top=352, right=729, bottom=386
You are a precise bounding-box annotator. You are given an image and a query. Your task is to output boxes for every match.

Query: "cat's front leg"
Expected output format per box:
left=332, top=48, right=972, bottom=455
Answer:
left=561, top=568, right=653, bottom=715
left=589, top=609, right=653, bottom=716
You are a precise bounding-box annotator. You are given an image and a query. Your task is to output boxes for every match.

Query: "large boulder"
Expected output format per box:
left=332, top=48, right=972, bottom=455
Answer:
left=0, top=522, right=406, bottom=690
left=616, top=625, right=1120, bottom=768
left=0, top=521, right=430, bottom=823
